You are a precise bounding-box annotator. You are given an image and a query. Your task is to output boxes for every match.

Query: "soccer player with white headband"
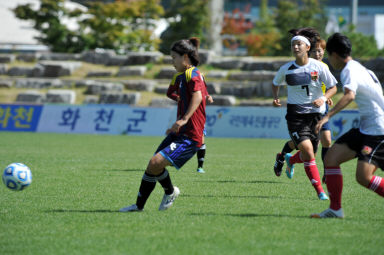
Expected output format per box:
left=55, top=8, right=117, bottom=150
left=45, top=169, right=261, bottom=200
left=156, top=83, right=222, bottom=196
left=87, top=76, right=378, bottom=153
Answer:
left=274, top=38, right=334, bottom=184
left=272, top=27, right=337, bottom=200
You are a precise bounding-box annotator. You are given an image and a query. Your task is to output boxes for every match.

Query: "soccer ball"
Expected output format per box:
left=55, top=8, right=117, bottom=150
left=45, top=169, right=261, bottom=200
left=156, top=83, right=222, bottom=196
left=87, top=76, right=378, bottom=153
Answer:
left=2, top=163, right=32, bottom=191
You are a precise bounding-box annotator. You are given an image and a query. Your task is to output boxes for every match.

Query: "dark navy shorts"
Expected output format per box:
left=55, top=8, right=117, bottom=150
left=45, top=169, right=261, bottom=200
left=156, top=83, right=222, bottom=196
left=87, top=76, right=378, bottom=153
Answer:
left=321, top=120, right=331, bottom=132
left=321, top=105, right=331, bottom=132
left=336, top=128, right=384, bottom=170
left=156, top=133, right=198, bottom=170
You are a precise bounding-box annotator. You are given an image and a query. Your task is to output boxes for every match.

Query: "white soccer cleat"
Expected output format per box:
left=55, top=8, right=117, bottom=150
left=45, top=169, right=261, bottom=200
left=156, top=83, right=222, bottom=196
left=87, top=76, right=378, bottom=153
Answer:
left=159, top=186, right=180, bottom=211
left=119, top=204, right=143, bottom=212
left=311, top=207, right=344, bottom=218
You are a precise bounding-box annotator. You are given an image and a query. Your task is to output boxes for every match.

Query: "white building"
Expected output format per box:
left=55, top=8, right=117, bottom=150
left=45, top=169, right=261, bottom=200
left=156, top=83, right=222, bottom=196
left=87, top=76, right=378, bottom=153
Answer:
left=357, top=14, right=384, bottom=49
left=0, top=0, right=86, bottom=52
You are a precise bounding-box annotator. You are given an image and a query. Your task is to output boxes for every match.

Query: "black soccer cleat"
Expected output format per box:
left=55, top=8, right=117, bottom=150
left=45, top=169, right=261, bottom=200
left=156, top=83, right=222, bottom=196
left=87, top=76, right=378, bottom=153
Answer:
left=274, top=153, right=285, bottom=177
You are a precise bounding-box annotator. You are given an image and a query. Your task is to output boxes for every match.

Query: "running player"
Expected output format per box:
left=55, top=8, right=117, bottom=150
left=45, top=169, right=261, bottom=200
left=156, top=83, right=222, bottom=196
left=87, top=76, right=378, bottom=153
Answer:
left=311, top=33, right=384, bottom=218
left=274, top=38, right=333, bottom=183
left=272, top=27, right=337, bottom=200
left=120, top=37, right=208, bottom=212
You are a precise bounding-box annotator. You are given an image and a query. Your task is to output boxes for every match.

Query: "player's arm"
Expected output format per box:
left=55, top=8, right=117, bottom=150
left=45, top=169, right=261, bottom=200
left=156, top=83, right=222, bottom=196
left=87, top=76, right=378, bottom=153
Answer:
left=206, top=95, right=214, bottom=103
left=327, top=87, right=355, bottom=118
left=168, top=91, right=203, bottom=133
left=313, top=85, right=337, bottom=107
left=315, top=88, right=355, bottom=133
left=272, top=66, right=285, bottom=107
left=167, top=85, right=179, bottom=101
left=272, top=84, right=281, bottom=107
left=324, top=85, right=337, bottom=102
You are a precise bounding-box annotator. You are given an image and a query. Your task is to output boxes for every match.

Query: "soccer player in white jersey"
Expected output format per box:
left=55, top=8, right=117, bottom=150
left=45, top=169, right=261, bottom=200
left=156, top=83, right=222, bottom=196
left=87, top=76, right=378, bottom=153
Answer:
left=274, top=38, right=334, bottom=184
left=311, top=33, right=384, bottom=218
left=272, top=27, right=337, bottom=200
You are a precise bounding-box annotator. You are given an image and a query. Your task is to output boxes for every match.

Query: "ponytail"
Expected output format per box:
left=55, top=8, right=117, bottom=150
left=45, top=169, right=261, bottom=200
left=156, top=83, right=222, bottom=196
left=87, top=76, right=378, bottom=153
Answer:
left=171, top=37, right=200, bottom=66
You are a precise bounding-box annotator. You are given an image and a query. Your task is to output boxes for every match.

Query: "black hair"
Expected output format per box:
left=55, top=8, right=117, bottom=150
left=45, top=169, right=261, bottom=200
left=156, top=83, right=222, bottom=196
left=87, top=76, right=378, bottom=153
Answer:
left=170, top=37, right=200, bottom=66
left=326, top=33, right=352, bottom=58
left=289, top=27, right=320, bottom=51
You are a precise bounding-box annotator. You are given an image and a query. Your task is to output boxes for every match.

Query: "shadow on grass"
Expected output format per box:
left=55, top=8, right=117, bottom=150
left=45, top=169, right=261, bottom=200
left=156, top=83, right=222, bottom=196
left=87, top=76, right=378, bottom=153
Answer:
left=189, top=212, right=384, bottom=221
left=193, top=179, right=283, bottom=184
left=189, top=212, right=309, bottom=219
left=107, top=168, right=143, bottom=172
left=46, top=209, right=119, bottom=213
left=182, top=194, right=280, bottom=199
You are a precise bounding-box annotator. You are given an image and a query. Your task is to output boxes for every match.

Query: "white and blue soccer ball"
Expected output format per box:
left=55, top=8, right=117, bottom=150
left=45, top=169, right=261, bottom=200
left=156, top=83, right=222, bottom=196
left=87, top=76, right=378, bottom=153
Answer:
left=2, top=163, right=32, bottom=191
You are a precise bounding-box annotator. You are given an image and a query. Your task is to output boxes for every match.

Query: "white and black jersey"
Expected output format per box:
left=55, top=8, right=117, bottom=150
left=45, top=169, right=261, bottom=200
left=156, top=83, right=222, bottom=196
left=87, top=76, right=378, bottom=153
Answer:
left=341, top=60, right=384, bottom=135
left=273, top=58, right=337, bottom=114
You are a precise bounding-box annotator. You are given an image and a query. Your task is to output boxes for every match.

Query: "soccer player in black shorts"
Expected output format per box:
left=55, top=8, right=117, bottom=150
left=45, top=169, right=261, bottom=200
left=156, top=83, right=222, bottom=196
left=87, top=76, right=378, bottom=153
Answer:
left=311, top=33, right=384, bottom=218
left=272, top=28, right=337, bottom=200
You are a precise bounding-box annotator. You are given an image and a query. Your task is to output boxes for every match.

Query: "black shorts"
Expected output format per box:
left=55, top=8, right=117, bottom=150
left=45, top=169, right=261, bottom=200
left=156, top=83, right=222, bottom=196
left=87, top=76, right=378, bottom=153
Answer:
left=336, top=128, right=384, bottom=170
left=286, top=112, right=321, bottom=153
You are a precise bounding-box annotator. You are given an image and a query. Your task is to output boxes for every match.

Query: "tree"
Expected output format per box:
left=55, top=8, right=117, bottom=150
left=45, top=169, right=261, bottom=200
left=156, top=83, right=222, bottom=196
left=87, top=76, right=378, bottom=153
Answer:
left=273, top=0, right=327, bottom=56
left=343, top=25, right=384, bottom=58
left=13, top=0, right=164, bottom=53
left=256, top=0, right=274, bottom=34
left=159, top=0, right=209, bottom=54
left=220, top=4, right=253, bottom=53
left=81, top=0, right=164, bottom=52
left=244, top=0, right=281, bottom=56
left=13, top=0, right=86, bottom=53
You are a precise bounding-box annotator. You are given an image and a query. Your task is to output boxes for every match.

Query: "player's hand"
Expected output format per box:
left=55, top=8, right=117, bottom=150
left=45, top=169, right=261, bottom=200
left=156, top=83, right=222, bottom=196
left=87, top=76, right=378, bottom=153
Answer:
left=327, top=98, right=333, bottom=106
left=273, top=98, right=281, bottom=107
left=207, top=95, right=214, bottom=104
left=313, top=97, right=326, bottom=108
left=315, top=116, right=329, bottom=134
left=168, top=119, right=187, bottom=134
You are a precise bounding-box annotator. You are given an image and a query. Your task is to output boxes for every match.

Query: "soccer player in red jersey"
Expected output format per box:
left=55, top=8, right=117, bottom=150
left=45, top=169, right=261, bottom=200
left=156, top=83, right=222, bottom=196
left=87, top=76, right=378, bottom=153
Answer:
left=120, top=37, right=208, bottom=212
left=167, top=68, right=213, bottom=174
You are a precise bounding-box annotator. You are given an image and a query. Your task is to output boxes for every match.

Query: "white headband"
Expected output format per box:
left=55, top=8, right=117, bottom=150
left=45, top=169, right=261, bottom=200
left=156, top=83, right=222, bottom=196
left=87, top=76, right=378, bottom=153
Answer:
left=291, top=35, right=311, bottom=46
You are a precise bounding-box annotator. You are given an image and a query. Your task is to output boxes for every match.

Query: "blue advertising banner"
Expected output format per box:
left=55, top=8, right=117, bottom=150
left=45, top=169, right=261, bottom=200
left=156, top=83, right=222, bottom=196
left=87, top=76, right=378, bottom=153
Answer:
left=203, top=106, right=359, bottom=140
left=0, top=104, right=43, bottom=132
left=0, top=103, right=360, bottom=140
left=204, top=106, right=289, bottom=139
left=37, top=105, right=173, bottom=136
left=326, top=110, right=360, bottom=139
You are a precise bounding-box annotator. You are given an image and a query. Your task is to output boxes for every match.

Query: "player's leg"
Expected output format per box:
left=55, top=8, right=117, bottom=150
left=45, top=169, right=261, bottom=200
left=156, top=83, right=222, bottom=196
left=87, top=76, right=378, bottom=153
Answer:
left=356, top=161, right=384, bottom=197
left=284, top=141, right=305, bottom=179
left=274, top=140, right=295, bottom=176
left=156, top=135, right=198, bottom=210
left=197, top=135, right=206, bottom=173
left=320, top=127, right=332, bottom=183
left=120, top=152, right=172, bottom=212
left=284, top=114, right=316, bottom=179
left=295, top=139, right=327, bottom=199
left=356, top=136, right=384, bottom=197
left=320, top=130, right=332, bottom=160
left=120, top=133, right=175, bottom=212
left=311, top=143, right=356, bottom=218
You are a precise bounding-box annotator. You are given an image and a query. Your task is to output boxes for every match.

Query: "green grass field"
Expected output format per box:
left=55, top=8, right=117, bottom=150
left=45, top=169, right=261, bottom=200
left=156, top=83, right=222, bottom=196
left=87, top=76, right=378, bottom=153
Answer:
left=1, top=132, right=383, bottom=255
